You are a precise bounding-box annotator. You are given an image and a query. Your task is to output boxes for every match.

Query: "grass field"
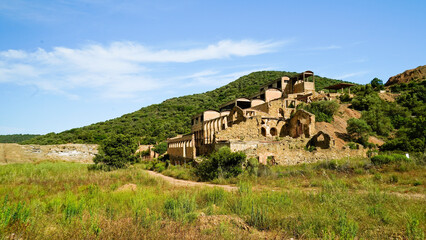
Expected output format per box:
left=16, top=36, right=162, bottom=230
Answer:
left=0, top=157, right=425, bottom=239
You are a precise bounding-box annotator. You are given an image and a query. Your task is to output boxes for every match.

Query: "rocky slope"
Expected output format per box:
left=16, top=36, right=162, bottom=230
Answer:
left=385, top=65, right=426, bottom=86
left=0, top=143, right=98, bottom=164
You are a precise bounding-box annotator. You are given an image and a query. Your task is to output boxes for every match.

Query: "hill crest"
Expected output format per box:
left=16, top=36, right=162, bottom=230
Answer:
left=22, top=71, right=349, bottom=145
left=385, top=65, right=426, bottom=86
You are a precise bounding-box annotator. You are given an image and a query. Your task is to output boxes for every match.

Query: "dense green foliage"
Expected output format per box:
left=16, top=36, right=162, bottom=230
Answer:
left=0, top=134, right=40, bottom=143
left=346, top=118, right=371, bottom=145
left=152, top=142, right=168, bottom=155
left=21, top=71, right=348, bottom=145
left=195, top=147, right=246, bottom=181
left=370, top=77, right=384, bottom=90
left=350, top=81, right=425, bottom=152
left=298, top=100, right=339, bottom=122
left=371, top=154, right=410, bottom=165
left=92, top=134, right=139, bottom=169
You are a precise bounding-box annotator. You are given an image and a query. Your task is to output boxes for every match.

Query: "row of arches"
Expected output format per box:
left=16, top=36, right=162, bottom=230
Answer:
left=169, top=140, right=193, bottom=148
left=203, top=115, right=229, bottom=144
left=261, top=127, right=278, bottom=137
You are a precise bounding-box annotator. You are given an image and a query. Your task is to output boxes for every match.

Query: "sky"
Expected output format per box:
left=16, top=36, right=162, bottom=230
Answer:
left=0, top=0, right=425, bottom=135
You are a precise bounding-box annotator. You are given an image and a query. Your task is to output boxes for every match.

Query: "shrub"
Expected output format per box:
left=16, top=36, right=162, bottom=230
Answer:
left=195, top=147, right=246, bottom=181
left=371, top=154, right=410, bottom=165
left=299, top=100, right=339, bottom=122
left=339, top=93, right=352, bottom=103
left=347, top=142, right=359, bottom=150
left=347, top=118, right=371, bottom=145
left=305, top=145, right=317, bottom=152
left=245, top=158, right=259, bottom=176
left=153, top=142, right=168, bottom=155
left=92, top=134, right=139, bottom=169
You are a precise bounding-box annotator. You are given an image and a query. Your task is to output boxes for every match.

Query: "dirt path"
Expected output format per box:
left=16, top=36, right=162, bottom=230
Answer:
left=145, top=170, right=238, bottom=191
left=144, top=170, right=425, bottom=200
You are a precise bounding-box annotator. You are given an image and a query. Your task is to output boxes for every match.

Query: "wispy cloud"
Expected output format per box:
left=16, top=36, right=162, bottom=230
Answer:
left=335, top=71, right=369, bottom=79
left=0, top=40, right=284, bottom=99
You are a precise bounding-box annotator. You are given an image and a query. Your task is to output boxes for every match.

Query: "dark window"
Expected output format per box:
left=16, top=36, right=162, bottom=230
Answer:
left=270, top=128, right=277, bottom=136
left=277, top=81, right=282, bottom=89
left=261, top=128, right=267, bottom=137
left=237, top=101, right=251, bottom=109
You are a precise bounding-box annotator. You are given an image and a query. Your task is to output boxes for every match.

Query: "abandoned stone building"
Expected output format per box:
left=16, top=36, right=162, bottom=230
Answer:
left=167, top=71, right=361, bottom=165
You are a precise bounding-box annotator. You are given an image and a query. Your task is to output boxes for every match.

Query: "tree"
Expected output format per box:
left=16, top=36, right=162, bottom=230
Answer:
left=93, top=134, right=138, bottom=169
left=370, top=78, right=384, bottom=90
left=153, top=142, right=168, bottom=155
left=299, top=100, right=339, bottom=123
left=195, top=147, right=246, bottom=181
left=346, top=118, right=371, bottom=145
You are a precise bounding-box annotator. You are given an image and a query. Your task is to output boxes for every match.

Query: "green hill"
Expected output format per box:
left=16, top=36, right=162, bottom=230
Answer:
left=23, top=71, right=349, bottom=145
left=0, top=134, right=40, bottom=143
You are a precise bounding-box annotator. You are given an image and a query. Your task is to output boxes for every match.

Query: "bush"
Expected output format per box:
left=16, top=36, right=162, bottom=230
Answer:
left=347, top=142, right=359, bottom=150
left=339, top=93, right=352, bottom=103
left=195, top=147, right=246, bottom=181
left=245, top=158, right=259, bottom=176
left=371, top=154, right=410, bottom=165
left=299, top=100, right=339, bottom=122
left=153, top=142, right=168, bottom=155
left=92, top=134, right=138, bottom=169
left=347, top=118, right=371, bottom=145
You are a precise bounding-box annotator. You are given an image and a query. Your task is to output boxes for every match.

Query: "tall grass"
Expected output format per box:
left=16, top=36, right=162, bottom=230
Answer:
left=0, top=161, right=424, bottom=239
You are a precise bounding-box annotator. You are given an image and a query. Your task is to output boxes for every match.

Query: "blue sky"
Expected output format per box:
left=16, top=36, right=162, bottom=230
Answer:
left=0, top=0, right=425, bottom=134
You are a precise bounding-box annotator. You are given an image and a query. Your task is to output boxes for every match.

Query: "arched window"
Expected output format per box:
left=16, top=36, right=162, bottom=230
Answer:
left=270, top=127, right=277, bottom=136
left=261, top=127, right=267, bottom=137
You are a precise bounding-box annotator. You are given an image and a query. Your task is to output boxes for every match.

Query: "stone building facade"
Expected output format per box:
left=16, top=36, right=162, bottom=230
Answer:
left=167, top=71, right=357, bottom=164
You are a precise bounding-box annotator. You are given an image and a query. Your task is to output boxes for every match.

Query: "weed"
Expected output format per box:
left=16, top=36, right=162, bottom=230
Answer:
left=367, top=204, right=390, bottom=224
left=0, top=196, right=30, bottom=230
left=248, top=204, right=270, bottom=230
left=406, top=215, right=424, bottom=240
left=201, top=188, right=227, bottom=206
left=164, top=194, right=197, bottom=223
left=389, top=175, right=399, bottom=183
left=336, top=211, right=358, bottom=239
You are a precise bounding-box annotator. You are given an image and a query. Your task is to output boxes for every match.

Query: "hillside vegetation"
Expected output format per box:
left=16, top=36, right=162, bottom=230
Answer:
left=22, top=71, right=347, bottom=145
left=0, top=134, right=40, bottom=143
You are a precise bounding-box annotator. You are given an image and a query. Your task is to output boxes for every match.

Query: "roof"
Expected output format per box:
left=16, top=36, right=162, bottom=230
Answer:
left=323, top=83, right=356, bottom=90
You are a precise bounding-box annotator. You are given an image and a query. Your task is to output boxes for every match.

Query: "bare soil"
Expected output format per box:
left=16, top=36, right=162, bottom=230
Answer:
left=145, top=170, right=238, bottom=191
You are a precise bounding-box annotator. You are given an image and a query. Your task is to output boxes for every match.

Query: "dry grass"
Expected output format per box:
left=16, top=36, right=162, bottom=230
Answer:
left=0, top=159, right=424, bottom=239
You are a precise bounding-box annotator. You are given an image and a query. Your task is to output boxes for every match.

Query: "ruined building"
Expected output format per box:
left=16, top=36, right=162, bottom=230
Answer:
left=167, top=71, right=352, bottom=165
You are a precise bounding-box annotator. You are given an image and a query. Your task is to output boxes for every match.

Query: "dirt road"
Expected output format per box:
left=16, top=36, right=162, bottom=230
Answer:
left=144, top=170, right=425, bottom=200
left=144, top=170, right=238, bottom=191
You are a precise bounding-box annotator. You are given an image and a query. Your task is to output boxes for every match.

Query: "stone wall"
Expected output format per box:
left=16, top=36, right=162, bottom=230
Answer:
left=282, top=110, right=316, bottom=138
left=221, top=139, right=365, bottom=165
left=0, top=143, right=98, bottom=164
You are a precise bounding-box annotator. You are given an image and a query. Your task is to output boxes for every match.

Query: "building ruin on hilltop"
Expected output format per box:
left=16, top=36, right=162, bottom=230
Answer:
left=167, top=71, right=362, bottom=165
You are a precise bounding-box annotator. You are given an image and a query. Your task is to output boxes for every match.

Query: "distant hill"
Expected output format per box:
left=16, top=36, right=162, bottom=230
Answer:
left=385, top=65, right=426, bottom=86
left=0, top=134, right=40, bottom=143
left=23, top=71, right=350, bottom=145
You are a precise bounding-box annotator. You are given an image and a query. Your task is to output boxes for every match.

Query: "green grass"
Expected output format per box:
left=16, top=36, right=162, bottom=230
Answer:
left=0, top=160, right=424, bottom=239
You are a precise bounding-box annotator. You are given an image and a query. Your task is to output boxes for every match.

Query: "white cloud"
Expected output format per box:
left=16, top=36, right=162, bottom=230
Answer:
left=335, top=71, right=369, bottom=79
left=0, top=40, right=283, bottom=99
left=182, top=68, right=273, bottom=88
